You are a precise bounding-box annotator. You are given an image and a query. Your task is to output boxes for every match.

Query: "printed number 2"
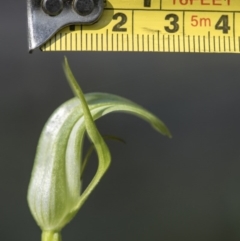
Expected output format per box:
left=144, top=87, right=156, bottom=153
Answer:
left=112, top=13, right=127, bottom=32
left=164, top=14, right=179, bottom=33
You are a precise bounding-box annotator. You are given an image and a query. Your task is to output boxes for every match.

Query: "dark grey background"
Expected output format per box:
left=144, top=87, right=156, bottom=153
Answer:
left=1, top=1, right=240, bottom=241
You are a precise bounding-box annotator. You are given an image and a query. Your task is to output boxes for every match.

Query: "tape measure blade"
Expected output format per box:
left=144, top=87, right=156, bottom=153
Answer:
left=41, top=0, right=240, bottom=53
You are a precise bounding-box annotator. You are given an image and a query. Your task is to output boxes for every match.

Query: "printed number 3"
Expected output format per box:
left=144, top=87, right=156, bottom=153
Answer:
left=112, top=13, right=127, bottom=32
left=164, top=14, right=179, bottom=33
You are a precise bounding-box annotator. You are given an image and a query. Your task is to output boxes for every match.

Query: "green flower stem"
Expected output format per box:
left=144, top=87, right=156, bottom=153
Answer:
left=42, top=231, right=62, bottom=241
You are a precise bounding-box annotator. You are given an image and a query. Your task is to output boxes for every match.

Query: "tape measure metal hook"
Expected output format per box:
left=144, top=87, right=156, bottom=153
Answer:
left=27, top=0, right=105, bottom=52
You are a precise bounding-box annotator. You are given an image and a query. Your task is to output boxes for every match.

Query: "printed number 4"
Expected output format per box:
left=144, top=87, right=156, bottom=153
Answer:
left=215, top=15, right=230, bottom=34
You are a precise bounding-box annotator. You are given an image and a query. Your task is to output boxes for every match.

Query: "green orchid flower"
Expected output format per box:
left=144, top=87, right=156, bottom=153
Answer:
left=27, top=57, right=171, bottom=241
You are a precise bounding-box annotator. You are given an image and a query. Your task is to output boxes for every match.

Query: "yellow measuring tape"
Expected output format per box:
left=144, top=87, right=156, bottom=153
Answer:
left=42, top=0, right=240, bottom=53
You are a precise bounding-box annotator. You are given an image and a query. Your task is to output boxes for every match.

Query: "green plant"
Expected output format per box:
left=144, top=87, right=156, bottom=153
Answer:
left=27, top=57, right=171, bottom=241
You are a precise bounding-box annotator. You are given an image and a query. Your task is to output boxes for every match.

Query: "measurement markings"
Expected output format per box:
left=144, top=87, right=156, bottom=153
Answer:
left=168, top=35, right=170, bottom=52
left=193, top=35, right=195, bottom=52
left=198, top=36, right=200, bottom=52
left=238, top=36, right=240, bottom=52
left=218, top=36, right=221, bottom=52
left=147, top=35, right=150, bottom=51
left=122, top=34, right=124, bottom=51
left=96, top=33, right=98, bottom=51
left=137, top=34, right=139, bottom=51
left=81, top=25, right=82, bottom=51
left=238, top=37, right=240, bottom=52
left=203, top=35, right=206, bottom=52
left=48, top=37, right=51, bottom=51
left=228, top=36, right=231, bottom=52
left=51, top=36, right=54, bottom=51
left=48, top=37, right=50, bottom=51
left=183, top=11, right=185, bottom=52
left=213, top=36, right=216, bottom=52
left=153, top=34, right=155, bottom=51
left=101, top=33, right=103, bottom=51
left=233, top=12, right=236, bottom=52
left=44, top=6, right=240, bottom=53
left=91, top=33, right=93, bottom=51
left=52, top=34, right=55, bottom=51
left=72, top=33, right=74, bottom=51
left=132, top=10, right=134, bottom=51
left=53, top=37, right=56, bottom=51
left=142, top=34, right=144, bottom=51
left=222, top=36, right=225, bottom=52
left=208, top=32, right=210, bottom=52
left=60, top=33, right=62, bottom=50
left=173, top=35, right=175, bottom=52
left=117, top=34, right=119, bottom=51
left=112, top=33, right=113, bottom=51
left=178, top=35, right=180, bottom=52
left=163, top=35, right=165, bottom=52
left=106, top=29, right=108, bottom=51
left=74, top=33, right=76, bottom=51
left=65, top=33, right=67, bottom=51
left=75, top=33, right=77, bottom=51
